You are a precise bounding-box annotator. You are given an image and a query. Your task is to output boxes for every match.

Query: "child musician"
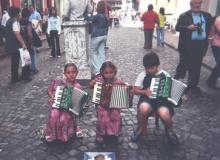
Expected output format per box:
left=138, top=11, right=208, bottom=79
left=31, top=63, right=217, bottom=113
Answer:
left=90, top=61, right=125, bottom=145
left=131, top=52, right=186, bottom=144
left=45, top=63, right=81, bottom=142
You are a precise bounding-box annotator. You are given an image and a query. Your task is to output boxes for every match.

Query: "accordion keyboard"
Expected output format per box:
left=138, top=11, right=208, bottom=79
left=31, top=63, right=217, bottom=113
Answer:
left=150, top=78, right=160, bottom=98
left=92, top=82, right=103, bottom=104
left=52, top=86, right=64, bottom=108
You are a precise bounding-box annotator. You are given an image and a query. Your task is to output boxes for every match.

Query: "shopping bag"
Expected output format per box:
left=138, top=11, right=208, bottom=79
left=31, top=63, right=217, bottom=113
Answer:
left=19, top=48, right=31, bottom=67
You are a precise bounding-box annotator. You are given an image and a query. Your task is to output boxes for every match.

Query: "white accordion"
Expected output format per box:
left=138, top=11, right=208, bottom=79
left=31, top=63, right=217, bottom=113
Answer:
left=52, top=85, right=89, bottom=116
left=92, top=82, right=133, bottom=109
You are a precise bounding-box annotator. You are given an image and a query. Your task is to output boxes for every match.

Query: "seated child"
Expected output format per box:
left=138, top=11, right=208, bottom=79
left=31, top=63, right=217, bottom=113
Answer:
left=90, top=61, right=125, bottom=145
left=131, top=52, right=185, bottom=144
left=45, top=63, right=81, bottom=142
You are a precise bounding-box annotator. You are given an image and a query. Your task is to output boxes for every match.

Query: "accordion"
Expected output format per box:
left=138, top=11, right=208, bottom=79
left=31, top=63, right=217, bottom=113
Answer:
left=149, top=76, right=187, bottom=106
left=92, top=82, right=133, bottom=109
left=52, top=85, right=89, bottom=116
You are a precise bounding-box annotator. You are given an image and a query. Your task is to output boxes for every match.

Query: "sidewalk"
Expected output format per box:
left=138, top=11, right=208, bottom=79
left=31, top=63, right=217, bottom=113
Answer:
left=163, top=30, right=216, bottom=70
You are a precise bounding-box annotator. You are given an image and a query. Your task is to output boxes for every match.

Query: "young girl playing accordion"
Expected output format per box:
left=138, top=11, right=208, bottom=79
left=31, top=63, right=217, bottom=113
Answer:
left=45, top=63, right=81, bottom=142
left=90, top=61, right=128, bottom=145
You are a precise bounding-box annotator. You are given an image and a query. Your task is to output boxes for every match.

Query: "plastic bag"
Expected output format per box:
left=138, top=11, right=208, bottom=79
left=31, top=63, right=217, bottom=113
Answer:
left=19, top=48, right=31, bottom=67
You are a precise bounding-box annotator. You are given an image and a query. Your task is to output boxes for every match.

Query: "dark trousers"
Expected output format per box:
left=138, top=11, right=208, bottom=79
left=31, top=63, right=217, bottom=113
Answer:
left=50, top=30, right=60, bottom=57
left=207, top=45, right=220, bottom=85
left=144, top=29, right=154, bottom=49
left=11, top=51, right=31, bottom=82
left=11, top=52, right=20, bottom=82
left=175, top=40, right=207, bottom=88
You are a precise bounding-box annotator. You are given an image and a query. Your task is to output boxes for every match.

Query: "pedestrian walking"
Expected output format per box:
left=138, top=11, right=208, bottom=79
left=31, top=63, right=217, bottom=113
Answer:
left=174, top=0, right=212, bottom=94
left=86, top=1, right=108, bottom=76
left=89, top=61, right=125, bottom=145
left=42, top=8, right=51, bottom=48
left=47, top=7, right=61, bottom=58
left=156, top=7, right=166, bottom=47
left=45, top=63, right=81, bottom=142
left=5, top=7, right=32, bottom=83
left=29, top=5, right=42, bottom=53
left=207, top=16, right=220, bottom=90
left=19, top=8, right=36, bottom=82
left=131, top=53, right=187, bottom=144
left=29, top=5, right=42, bottom=35
left=140, top=4, right=159, bottom=49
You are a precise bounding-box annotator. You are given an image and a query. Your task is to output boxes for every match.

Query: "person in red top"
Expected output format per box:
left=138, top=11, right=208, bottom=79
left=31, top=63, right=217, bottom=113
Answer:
left=140, top=4, right=159, bottom=49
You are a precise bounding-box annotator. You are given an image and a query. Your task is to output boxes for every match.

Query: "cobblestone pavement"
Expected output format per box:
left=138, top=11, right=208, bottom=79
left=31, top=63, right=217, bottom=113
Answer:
left=0, top=27, right=220, bottom=160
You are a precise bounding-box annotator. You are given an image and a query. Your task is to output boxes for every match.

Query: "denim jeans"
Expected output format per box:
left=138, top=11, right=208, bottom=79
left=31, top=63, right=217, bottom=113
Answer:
left=50, top=30, right=60, bottom=57
left=156, top=28, right=165, bottom=46
left=29, top=48, right=37, bottom=71
left=90, top=35, right=107, bottom=74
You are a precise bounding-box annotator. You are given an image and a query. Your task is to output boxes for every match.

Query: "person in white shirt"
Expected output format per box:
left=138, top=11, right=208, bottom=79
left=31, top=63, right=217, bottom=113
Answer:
left=1, top=10, right=10, bottom=40
left=47, top=7, right=61, bottom=58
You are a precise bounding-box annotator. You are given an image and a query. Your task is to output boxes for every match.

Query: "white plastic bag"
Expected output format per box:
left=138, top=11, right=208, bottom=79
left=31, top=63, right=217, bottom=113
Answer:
left=19, top=48, right=31, bottom=67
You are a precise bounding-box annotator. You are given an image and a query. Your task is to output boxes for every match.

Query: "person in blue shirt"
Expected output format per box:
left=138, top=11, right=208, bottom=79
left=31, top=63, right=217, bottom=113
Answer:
left=86, top=1, right=109, bottom=76
left=174, top=0, right=212, bottom=94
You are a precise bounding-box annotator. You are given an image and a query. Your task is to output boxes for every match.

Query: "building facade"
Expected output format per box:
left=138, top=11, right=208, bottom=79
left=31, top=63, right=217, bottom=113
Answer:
left=0, top=0, right=63, bottom=17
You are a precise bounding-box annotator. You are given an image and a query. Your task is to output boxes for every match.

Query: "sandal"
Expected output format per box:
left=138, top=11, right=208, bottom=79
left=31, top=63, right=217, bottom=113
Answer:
left=76, top=127, right=89, bottom=138
left=45, top=136, right=54, bottom=142
left=166, top=131, right=179, bottom=145
left=131, top=127, right=142, bottom=142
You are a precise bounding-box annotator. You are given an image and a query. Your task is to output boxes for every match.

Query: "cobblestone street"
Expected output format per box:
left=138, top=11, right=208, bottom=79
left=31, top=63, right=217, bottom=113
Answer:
left=0, top=27, right=220, bottom=160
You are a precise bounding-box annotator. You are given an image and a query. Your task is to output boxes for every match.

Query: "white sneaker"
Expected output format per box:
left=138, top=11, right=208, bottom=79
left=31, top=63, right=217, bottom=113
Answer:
left=57, top=56, right=61, bottom=58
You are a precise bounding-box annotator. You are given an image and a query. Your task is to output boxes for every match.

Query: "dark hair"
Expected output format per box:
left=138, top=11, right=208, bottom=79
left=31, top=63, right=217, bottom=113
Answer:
left=159, top=7, right=165, bottom=15
left=143, top=52, right=160, bottom=68
left=100, top=61, right=117, bottom=75
left=8, top=6, right=20, bottom=18
left=21, top=8, right=31, bottom=18
left=49, top=7, right=57, bottom=17
left=64, top=63, right=78, bottom=73
left=148, top=4, right=153, bottom=11
left=95, top=154, right=105, bottom=160
left=97, top=1, right=106, bottom=14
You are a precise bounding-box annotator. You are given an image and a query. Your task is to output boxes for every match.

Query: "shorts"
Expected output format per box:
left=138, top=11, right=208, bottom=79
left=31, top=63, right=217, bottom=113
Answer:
left=138, top=96, right=174, bottom=116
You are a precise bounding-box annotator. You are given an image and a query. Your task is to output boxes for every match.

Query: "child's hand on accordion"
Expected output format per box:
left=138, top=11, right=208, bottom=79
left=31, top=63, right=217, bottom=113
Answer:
left=49, top=95, right=55, bottom=105
left=144, top=88, right=152, bottom=97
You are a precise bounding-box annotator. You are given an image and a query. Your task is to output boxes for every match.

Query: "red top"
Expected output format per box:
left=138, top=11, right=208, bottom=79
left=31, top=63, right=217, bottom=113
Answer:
left=141, top=11, right=159, bottom=29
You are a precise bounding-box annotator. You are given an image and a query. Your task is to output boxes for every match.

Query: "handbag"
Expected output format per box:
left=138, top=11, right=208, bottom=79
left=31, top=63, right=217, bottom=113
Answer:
left=32, top=28, right=42, bottom=47
left=19, top=48, right=31, bottom=67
